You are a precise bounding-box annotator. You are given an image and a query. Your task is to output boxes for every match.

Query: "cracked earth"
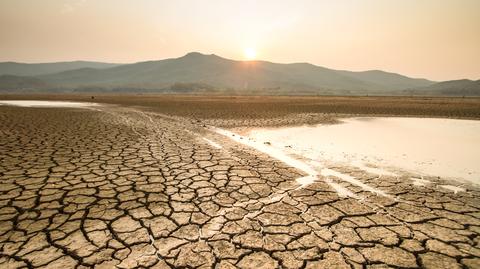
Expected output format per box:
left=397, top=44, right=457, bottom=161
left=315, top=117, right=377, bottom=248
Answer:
left=0, top=103, right=479, bottom=269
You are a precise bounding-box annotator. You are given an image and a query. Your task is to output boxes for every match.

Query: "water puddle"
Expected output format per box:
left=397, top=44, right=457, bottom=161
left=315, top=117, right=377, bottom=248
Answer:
left=324, top=178, right=358, bottom=198
left=214, top=128, right=318, bottom=176
left=411, top=177, right=431, bottom=186
left=439, top=185, right=466, bottom=193
left=351, top=161, right=398, bottom=176
left=321, top=168, right=389, bottom=197
left=0, top=100, right=98, bottom=108
left=247, top=117, right=480, bottom=184
left=202, top=137, right=222, bottom=149
left=214, top=127, right=387, bottom=197
left=295, top=175, right=318, bottom=188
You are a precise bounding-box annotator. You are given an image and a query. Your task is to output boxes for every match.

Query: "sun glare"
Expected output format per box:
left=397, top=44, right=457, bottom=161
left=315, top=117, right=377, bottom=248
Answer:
left=243, top=47, right=257, bottom=60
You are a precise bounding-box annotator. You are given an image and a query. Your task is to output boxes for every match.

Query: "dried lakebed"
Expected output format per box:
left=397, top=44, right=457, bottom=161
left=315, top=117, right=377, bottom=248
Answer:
left=0, top=101, right=479, bottom=269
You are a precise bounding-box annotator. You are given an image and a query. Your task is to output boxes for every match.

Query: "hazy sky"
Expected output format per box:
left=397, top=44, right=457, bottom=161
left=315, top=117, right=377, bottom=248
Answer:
left=1, top=0, right=479, bottom=81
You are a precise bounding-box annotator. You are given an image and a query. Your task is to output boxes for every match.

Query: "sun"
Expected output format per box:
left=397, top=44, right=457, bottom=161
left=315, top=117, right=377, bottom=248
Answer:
left=243, top=47, right=257, bottom=60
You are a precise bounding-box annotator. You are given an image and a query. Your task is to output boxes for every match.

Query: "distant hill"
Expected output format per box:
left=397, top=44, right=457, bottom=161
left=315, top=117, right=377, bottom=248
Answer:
left=3, top=52, right=477, bottom=96
left=408, top=79, right=480, bottom=96
left=0, top=75, right=51, bottom=92
left=0, top=61, right=121, bottom=76
left=337, top=70, right=433, bottom=92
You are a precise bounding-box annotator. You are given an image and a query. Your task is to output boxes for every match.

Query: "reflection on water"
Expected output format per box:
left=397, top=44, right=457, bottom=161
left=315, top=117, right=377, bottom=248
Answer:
left=247, top=117, right=480, bottom=184
left=0, top=100, right=98, bottom=108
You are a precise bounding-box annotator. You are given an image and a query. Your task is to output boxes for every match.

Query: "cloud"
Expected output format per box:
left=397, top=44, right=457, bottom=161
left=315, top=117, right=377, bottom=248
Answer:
left=61, top=0, right=86, bottom=14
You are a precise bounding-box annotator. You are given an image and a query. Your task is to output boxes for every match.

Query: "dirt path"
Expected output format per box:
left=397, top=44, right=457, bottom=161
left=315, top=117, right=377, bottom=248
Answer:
left=0, top=104, right=479, bottom=268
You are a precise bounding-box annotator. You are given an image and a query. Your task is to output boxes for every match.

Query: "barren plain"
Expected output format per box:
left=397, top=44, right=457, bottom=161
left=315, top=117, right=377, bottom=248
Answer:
left=0, top=95, right=480, bottom=268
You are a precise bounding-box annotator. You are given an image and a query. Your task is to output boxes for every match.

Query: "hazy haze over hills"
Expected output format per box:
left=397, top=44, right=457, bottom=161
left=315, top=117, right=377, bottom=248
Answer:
left=409, top=79, right=480, bottom=96
left=0, top=75, right=49, bottom=91
left=0, top=52, right=477, bottom=95
left=0, top=61, right=121, bottom=76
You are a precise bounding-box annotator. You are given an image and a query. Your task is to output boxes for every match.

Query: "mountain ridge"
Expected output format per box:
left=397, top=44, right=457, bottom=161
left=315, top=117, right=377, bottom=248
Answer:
left=406, top=79, right=480, bottom=96
left=0, top=61, right=121, bottom=77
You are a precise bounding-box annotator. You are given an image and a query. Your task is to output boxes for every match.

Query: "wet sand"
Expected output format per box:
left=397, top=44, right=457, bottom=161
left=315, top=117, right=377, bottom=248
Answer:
left=0, top=96, right=479, bottom=268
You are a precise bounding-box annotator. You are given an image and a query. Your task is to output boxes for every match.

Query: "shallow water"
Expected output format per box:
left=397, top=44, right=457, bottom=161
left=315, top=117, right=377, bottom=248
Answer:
left=247, top=117, right=480, bottom=184
left=0, top=100, right=98, bottom=108
left=214, top=127, right=389, bottom=195
left=203, top=137, right=223, bottom=149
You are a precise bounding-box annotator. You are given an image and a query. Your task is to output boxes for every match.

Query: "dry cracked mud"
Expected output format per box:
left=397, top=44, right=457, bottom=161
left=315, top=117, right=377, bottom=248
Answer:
left=0, top=103, right=479, bottom=269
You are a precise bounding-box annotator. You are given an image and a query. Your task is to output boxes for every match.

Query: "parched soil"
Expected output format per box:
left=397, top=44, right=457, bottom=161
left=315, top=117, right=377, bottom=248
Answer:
left=1, top=94, right=480, bottom=127
left=0, top=96, right=479, bottom=268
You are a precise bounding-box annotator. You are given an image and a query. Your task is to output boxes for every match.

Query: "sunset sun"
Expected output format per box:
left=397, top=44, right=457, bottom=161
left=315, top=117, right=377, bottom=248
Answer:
left=243, top=47, right=257, bottom=60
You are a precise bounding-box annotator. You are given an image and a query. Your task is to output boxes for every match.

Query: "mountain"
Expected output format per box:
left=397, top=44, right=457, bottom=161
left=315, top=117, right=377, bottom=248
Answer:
left=338, top=70, right=433, bottom=92
left=5, top=52, right=477, bottom=96
left=408, top=79, right=480, bottom=96
left=34, top=52, right=434, bottom=94
left=0, top=61, right=121, bottom=76
left=0, top=75, right=51, bottom=92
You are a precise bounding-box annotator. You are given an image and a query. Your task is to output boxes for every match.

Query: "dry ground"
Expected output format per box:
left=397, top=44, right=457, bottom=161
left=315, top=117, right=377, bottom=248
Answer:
left=1, top=94, right=480, bottom=126
left=0, top=95, right=480, bottom=268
